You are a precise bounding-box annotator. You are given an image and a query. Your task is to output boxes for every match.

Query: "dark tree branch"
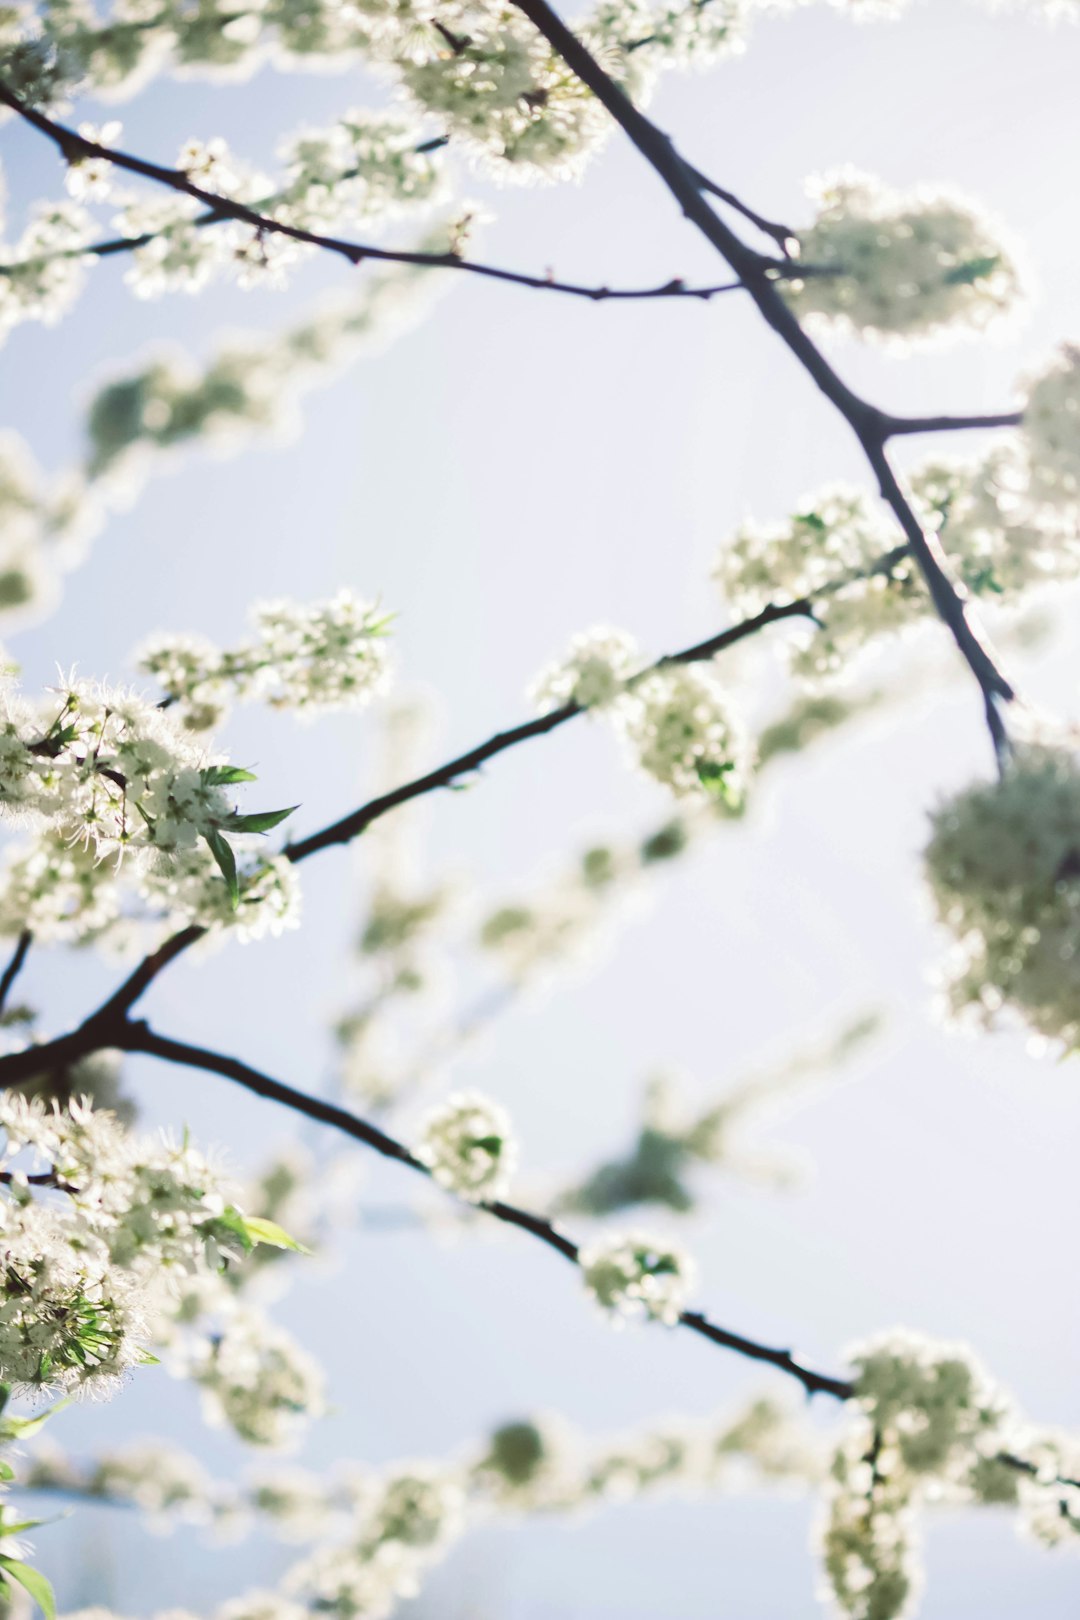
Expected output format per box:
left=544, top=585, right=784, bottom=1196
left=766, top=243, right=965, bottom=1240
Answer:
left=505, top=0, right=1016, bottom=738
left=0, top=596, right=817, bottom=1070
left=687, top=164, right=796, bottom=256
left=0, top=81, right=743, bottom=307
left=881, top=411, right=1024, bottom=438
left=118, top=1018, right=854, bottom=1400
left=0, top=930, right=32, bottom=1016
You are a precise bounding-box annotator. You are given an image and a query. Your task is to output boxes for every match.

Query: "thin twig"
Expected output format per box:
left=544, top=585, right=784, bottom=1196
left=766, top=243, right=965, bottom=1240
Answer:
left=284, top=598, right=818, bottom=863
left=0, top=931, right=32, bottom=1017
left=688, top=164, right=796, bottom=256
left=119, top=1018, right=855, bottom=1401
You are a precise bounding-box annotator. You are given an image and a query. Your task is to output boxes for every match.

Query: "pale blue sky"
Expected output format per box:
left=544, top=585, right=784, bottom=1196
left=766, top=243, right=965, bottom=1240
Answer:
left=2, top=3, right=1080, bottom=1615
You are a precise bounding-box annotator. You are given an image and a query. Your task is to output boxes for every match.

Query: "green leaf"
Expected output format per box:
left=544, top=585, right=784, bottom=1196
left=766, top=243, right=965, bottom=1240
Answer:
left=241, top=1215, right=311, bottom=1255
left=204, top=828, right=239, bottom=909
left=202, top=765, right=258, bottom=786
left=0, top=1517, right=51, bottom=1538
left=207, top=1205, right=255, bottom=1254
left=0, top=1400, right=70, bottom=1439
left=943, top=254, right=1000, bottom=286
left=0, top=1557, right=57, bottom=1619
left=0, top=1461, right=14, bottom=1482
left=224, top=806, right=299, bottom=836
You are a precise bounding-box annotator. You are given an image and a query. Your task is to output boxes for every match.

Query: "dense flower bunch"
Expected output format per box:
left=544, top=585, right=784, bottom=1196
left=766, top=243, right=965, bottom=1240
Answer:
left=286, top=1463, right=466, bottom=1618
left=0, top=674, right=296, bottom=915
left=531, top=632, right=751, bottom=802
left=923, top=742, right=1080, bottom=1046
left=139, top=844, right=302, bottom=940
left=579, top=1230, right=696, bottom=1325
left=414, top=1092, right=517, bottom=1202
left=616, top=666, right=752, bottom=802
left=112, top=114, right=447, bottom=301
left=0, top=197, right=96, bottom=348
left=816, top=1331, right=1075, bottom=1620
left=0, top=1095, right=265, bottom=1396
left=1020, top=344, right=1080, bottom=513
left=530, top=626, right=642, bottom=712
left=714, top=451, right=1080, bottom=680
left=183, top=1307, right=326, bottom=1449
left=138, top=591, right=393, bottom=729
left=0, top=827, right=121, bottom=944
left=819, top=1422, right=918, bottom=1620
left=784, top=170, right=1021, bottom=345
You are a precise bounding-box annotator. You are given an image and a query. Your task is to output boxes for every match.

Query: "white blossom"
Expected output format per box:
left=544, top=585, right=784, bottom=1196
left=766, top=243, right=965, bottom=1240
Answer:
left=415, top=1092, right=517, bottom=1203
left=185, top=1307, right=325, bottom=1448
left=0, top=1095, right=275, bottom=1398
left=616, top=665, right=752, bottom=803
left=923, top=742, right=1080, bottom=1046
left=1020, top=343, right=1080, bottom=513
left=579, top=1230, right=696, bottom=1325
left=530, top=627, right=642, bottom=712
left=784, top=169, right=1021, bottom=345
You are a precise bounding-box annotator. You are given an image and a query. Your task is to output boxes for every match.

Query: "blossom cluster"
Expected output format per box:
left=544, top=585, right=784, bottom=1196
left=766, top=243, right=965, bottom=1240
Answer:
left=414, top=1091, right=517, bottom=1203
left=923, top=741, right=1080, bottom=1047
left=116, top=114, right=446, bottom=302
left=0, top=1095, right=263, bottom=1397
left=784, top=169, right=1021, bottom=345
left=182, top=1304, right=326, bottom=1449
left=714, top=443, right=1080, bottom=680
left=138, top=591, right=393, bottom=730
left=579, top=1230, right=696, bottom=1325
left=1020, top=344, right=1080, bottom=514
left=819, top=1331, right=1080, bottom=1620
left=0, top=0, right=750, bottom=183
left=532, top=629, right=752, bottom=803
left=0, top=673, right=298, bottom=919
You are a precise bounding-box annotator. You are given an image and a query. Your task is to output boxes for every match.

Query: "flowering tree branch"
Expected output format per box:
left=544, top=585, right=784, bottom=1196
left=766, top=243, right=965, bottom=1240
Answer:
left=0, top=594, right=821, bottom=1069
left=0, top=80, right=746, bottom=307
left=505, top=0, right=1018, bottom=746
left=118, top=1017, right=857, bottom=1402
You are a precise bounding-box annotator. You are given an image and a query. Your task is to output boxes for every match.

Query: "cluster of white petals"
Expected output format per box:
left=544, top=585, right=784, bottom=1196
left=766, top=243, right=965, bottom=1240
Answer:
left=1020, top=343, right=1080, bottom=513
left=0, top=197, right=95, bottom=346
left=785, top=169, right=1021, bottom=344
left=183, top=1306, right=326, bottom=1449
left=531, top=632, right=751, bottom=802
left=139, top=844, right=302, bottom=941
left=530, top=626, right=642, bottom=712
left=714, top=447, right=1080, bottom=680
left=415, top=1092, right=517, bottom=1202
left=138, top=592, right=393, bottom=729
left=819, top=1331, right=1031, bottom=1620
left=0, top=1095, right=261, bottom=1397
left=579, top=1230, right=696, bottom=1325
left=923, top=743, right=1080, bottom=1045
left=616, top=666, right=753, bottom=803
